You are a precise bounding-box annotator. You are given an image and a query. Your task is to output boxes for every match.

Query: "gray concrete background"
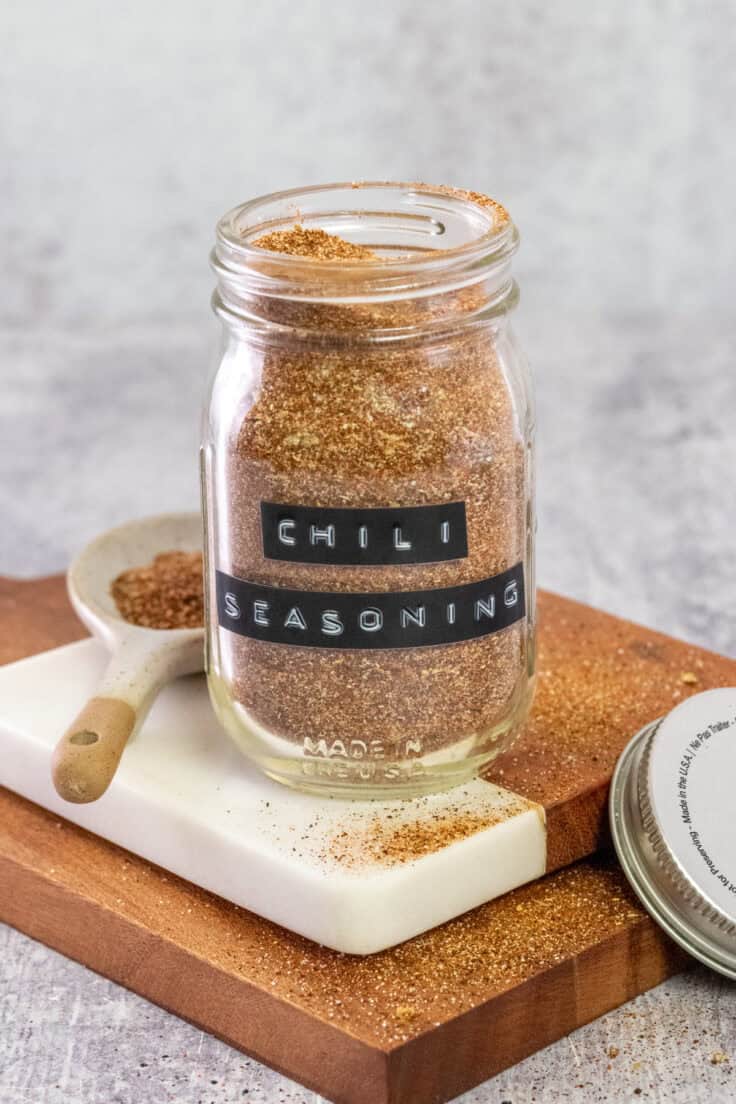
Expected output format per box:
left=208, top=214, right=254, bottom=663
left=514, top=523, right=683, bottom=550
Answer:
left=1, top=1, right=735, bottom=1101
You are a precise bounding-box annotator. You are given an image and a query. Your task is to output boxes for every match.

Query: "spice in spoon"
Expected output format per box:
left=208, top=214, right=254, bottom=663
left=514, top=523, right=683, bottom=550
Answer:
left=111, top=551, right=204, bottom=630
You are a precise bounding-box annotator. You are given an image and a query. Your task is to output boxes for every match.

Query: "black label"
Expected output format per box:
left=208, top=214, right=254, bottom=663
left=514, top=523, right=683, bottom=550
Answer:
left=216, top=563, right=525, bottom=650
left=260, top=501, right=468, bottom=565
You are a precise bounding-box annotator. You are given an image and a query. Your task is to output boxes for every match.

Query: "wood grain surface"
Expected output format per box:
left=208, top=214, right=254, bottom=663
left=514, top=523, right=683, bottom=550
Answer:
left=2, top=576, right=725, bottom=1104
left=483, top=591, right=736, bottom=870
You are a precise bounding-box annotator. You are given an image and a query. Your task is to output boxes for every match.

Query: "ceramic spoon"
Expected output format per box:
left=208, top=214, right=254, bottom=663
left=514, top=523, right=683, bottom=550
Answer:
left=51, top=512, right=204, bottom=804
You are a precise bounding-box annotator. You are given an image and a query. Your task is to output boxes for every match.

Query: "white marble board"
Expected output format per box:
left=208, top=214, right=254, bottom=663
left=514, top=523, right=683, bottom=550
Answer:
left=0, top=639, right=546, bottom=954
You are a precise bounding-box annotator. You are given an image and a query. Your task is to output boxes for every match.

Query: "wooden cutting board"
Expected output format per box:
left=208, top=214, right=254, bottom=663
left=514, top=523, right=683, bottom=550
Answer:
left=2, top=576, right=733, bottom=1104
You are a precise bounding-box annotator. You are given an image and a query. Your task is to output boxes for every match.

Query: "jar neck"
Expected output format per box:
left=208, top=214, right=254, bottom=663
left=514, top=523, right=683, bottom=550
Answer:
left=211, top=182, right=519, bottom=339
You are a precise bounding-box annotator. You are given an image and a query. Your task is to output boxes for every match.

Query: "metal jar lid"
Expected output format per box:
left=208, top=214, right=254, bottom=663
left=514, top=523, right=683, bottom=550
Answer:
left=610, top=687, right=736, bottom=979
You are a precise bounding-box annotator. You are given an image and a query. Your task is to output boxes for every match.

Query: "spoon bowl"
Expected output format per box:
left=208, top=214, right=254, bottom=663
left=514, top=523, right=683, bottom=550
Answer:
left=52, top=512, right=204, bottom=804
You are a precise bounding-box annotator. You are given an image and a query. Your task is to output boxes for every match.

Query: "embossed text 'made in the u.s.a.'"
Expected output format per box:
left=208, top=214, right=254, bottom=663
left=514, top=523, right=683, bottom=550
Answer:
left=260, top=501, right=468, bottom=565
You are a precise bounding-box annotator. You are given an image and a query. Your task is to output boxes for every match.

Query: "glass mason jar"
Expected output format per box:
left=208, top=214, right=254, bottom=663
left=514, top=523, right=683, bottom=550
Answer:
left=202, top=182, right=535, bottom=799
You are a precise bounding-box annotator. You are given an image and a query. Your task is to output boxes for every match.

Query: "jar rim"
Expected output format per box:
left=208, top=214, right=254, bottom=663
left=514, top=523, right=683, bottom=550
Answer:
left=214, top=181, right=517, bottom=283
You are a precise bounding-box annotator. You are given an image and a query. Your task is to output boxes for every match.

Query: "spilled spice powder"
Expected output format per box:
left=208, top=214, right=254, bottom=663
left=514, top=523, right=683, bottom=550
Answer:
left=51, top=823, right=649, bottom=1052
left=216, top=859, right=644, bottom=1047
left=348, top=811, right=505, bottom=866
left=112, top=551, right=204, bottom=630
left=250, top=783, right=541, bottom=873
left=323, top=792, right=534, bottom=868
left=483, top=592, right=733, bottom=817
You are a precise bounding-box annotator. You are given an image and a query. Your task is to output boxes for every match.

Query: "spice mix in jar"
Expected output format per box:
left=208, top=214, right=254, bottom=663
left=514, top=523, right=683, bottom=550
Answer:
left=202, top=182, right=536, bottom=797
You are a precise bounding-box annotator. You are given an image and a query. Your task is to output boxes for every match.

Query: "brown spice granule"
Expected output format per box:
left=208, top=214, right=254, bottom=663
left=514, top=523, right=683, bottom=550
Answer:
left=356, top=180, right=510, bottom=233
left=711, top=1051, right=730, bottom=1065
left=252, top=784, right=541, bottom=871
left=217, top=860, right=643, bottom=1047
left=254, top=225, right=377, bottom=261
left=29, top=786, right=651, bottom=1055
left=356, top=811, right=507, bottom=865
left=325, top=795, right=532, bottom=868
left=483, top=594, right=736, bottom=814
left=412, top=181, right=510, bottom=229
left=111, top=551, right=204, bottom=630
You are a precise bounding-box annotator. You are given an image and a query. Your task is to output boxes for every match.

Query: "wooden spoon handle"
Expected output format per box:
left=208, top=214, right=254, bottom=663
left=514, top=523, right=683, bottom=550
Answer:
left=52, top=696, right=136, bottom=803
left=51, top=634, right=183, bottom=804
